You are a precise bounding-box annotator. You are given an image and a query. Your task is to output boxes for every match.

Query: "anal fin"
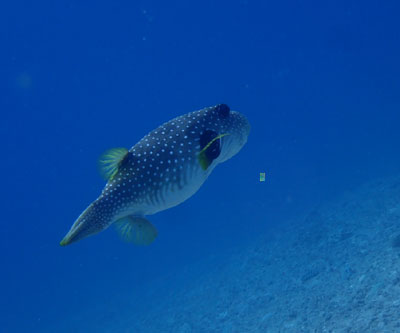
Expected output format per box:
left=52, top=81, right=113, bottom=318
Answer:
left=114, top=216, right=157, bottom=246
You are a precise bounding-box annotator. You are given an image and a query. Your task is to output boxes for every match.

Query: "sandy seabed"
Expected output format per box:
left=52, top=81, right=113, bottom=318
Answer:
left=47, top=175, right=400, bottom=333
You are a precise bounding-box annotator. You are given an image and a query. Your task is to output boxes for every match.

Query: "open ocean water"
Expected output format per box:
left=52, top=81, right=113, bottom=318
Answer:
left=2, top=1, right=400, bottom=332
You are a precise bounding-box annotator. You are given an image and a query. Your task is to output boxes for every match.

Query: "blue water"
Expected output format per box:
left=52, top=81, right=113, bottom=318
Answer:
left=2, top=0, right=400, bottom=332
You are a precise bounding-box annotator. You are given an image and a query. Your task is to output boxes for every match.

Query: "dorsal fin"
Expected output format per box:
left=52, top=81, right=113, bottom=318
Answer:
left=98, top=147, right=128, bottom=180
left=198, top=132, right=230, bottom=170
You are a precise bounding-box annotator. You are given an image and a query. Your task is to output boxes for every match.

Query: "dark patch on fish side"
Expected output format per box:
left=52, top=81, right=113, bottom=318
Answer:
left=200, top=130, right=221, bottom=162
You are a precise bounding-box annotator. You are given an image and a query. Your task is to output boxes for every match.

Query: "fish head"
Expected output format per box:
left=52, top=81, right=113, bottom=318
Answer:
left=200, top=104, right=250, bottom=164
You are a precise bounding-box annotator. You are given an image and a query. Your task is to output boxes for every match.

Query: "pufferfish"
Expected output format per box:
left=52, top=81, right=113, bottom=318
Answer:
left=60, top=104, right=250, bottom=246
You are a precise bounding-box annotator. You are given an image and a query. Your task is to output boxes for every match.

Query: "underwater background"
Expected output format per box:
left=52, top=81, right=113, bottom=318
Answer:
left=2, top=0, right=400, bottom=332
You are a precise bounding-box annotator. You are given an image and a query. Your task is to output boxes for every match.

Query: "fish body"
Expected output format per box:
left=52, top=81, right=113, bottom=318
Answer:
left=60, top=104, right=250, bottom=246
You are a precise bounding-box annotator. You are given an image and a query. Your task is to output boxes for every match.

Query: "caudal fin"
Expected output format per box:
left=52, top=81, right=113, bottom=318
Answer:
left=60, top=200, right=110, bottom=246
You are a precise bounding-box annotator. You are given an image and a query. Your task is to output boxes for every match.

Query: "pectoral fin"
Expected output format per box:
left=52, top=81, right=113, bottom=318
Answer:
left=114, top=216, right=157, bottom=246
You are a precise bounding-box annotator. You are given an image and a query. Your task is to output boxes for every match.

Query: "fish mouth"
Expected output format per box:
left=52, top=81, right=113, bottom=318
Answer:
left=216, top=110, right=250, bottom=163
left=244, top=119, right=251, bottom=137
left=231, top=110, right=251, bottom=136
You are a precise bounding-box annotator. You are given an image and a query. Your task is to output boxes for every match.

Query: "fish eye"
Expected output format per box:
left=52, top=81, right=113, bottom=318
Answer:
left=215, top=104, right=230, bottom=119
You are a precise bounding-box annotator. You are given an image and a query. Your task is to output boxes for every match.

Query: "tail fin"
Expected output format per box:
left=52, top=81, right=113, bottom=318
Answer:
left=60, top=200, right=110, bottom=246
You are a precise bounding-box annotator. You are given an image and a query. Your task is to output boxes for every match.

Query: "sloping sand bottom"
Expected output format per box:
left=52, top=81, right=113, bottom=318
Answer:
left=44, top=175, right=400, bottom=332
left=128, top=175, right=400, bottom=332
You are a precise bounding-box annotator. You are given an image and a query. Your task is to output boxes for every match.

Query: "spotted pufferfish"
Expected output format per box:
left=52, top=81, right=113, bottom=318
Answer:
left=60, top=104, right=250, bottom=246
